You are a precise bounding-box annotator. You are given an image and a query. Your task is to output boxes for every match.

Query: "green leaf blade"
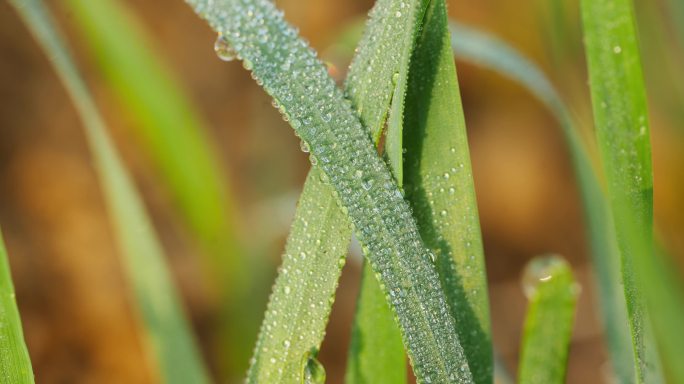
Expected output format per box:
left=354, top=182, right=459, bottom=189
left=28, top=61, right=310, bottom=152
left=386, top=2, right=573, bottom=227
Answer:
left=403, top=3, right=492, bottom=382
left=246, top=168, right=351, bottom=383
left=186, top=0, right=473, bottom=382
left=518, top=256, right=579, bottom=384
left=9, top=1, right=210, bottom=383
left=62, top=0, right=243, bottom=288
left=345, top=264, right=406, bottom=384
left=581, top=0, right=664, bottom=381
left=0, top=230, right=34, bottom=384
left=448, top=22, right=635, bottom=382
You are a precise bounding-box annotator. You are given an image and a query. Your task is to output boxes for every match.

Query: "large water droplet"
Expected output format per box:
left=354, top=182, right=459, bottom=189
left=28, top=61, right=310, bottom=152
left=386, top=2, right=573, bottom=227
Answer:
left=302, top=350, right=326, bottom=384
left=521, top=255, right=565, bottom=298
left=214, top=34, right=237, bottom=61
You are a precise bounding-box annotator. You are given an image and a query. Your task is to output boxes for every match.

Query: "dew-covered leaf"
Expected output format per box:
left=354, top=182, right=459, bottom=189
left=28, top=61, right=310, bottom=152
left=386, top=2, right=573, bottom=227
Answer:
left=185, top=0, right=473, bottom=382
left=518, top=256, right=579, bottom=384
left=581, top=0, right=664, bottom=381
left=8, top=1, right=210, bottom=383
left=448, top=22, right=634, bottom=382
left=0, top=229, right=34, bottom=384
left=403, top=3, right=492, bottom=380
left=245, top=168, right=350, bottom=383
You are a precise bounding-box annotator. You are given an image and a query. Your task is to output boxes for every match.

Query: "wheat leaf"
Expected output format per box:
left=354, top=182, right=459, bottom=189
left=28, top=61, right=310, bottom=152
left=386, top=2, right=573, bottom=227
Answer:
left=0, top=229, right=34, bottom=384
left=9, top=1, right=210, bottom=382
left=185, top=0, right=473, bottom=382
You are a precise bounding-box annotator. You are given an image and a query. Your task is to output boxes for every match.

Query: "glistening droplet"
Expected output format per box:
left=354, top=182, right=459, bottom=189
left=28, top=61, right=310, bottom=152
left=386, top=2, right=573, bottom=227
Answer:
left=302, top=350, right=326, bottom=384
left=521, top=255, right=565, bottom=298
left=214, top=34, right=237, bottom=61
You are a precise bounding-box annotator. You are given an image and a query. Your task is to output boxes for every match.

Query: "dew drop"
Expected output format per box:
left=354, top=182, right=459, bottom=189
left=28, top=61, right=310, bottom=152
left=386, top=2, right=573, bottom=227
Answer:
left=300, top=140, right=310, bottom=153
left=613, top=45, right=622, bottom=54
left=302, top=350, right=326, bottom=384
left=214, top=34, right=237, bottom=61
left=521, top=255, right=566, bottom=298
left=395, top=11, right=402, bottom=17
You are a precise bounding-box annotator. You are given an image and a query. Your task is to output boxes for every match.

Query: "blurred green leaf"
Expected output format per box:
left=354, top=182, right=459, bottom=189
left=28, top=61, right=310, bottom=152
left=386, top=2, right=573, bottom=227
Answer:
left=581, top=0, right=665, bottom=381
left=62, top=0, right=243, bottom=290
left=9, top=1, right=210, bottom=383
left=60, top=0, right=256, bottom=376
left=185, top=0, right=474, bottom=382
left=0, top=229, right=34, bottom=384
left=518, top=256, right=578, bottom=384
left=448, top=22, right=635, bottom=382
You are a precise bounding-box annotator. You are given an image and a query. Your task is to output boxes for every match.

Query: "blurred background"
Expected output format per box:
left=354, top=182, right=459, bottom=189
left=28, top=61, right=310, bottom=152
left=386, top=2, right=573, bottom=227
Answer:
left=1, top=0, right=683, bottom=382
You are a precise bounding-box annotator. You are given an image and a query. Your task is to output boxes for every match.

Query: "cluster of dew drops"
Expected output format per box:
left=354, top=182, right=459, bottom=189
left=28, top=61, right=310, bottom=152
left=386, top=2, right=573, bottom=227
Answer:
left=202, top=0, right=477, bottom=381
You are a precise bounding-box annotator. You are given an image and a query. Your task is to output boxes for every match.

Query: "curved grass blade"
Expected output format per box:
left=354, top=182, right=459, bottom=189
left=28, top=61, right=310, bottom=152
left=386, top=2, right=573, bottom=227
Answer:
left=0, top=229, right=34, bottom=384
left=59, top=0, right=256, bottom=376
left=245, top=0, right=433, bottom=379
left=581, top=0, right=665, bottom=381
left=448, top=22, right=634, bottom=382
left=62, top=0, right=244, bottom=294
left=8, top=2, right=210, bottom=383
left=185, top=0, right=473, bottom=382
left=518, top=256, right=579, bottom=384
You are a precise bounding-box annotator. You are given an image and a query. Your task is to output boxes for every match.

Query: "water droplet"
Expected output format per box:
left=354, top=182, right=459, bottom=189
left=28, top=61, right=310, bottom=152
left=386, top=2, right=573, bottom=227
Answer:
left=439, top=210, right=448, bottom=217
left=521, top=255, right=566, bottom=298
left=443, top=172, right=450, bottom=180
left=214, top=34, right=237, bottom=61
left=395, top=11, right=402, bottom=17
left=361, top=178, right=373, bottom=190
left=392, top=72, right=400, bottom=84
left=284, top=286, right=291, bottom=294
left=300, top=140, right=310, bottom=153
left=302, top=350, right=326, bottom=384
left=613, top=45, right=622, bottom=54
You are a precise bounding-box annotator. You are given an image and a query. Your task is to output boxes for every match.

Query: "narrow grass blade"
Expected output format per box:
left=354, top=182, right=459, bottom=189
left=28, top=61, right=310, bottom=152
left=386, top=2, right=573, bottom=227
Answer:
left=246, top=0, right=431, bottom=378
left=403, top=3, right=492, bottom=380
left=346, top=264, right=406, bottom=384
left=345, top=0, right=433, bottom=382
left=246, top=168, right=351, bottom=383
left=185, top=0, right=473, bottom=382
left=518, top=256, right=579, bottom=384
left=9, top=2, right=210, bottom=383
left=0, top=230, right=34, bottom=384
left=59, top=0, right=255, bottom=375
left=448, top=22, right=634, bottom=382
left=581, top=0, right=665, bottom=381
left=62, top=0, right=244, bottom=293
